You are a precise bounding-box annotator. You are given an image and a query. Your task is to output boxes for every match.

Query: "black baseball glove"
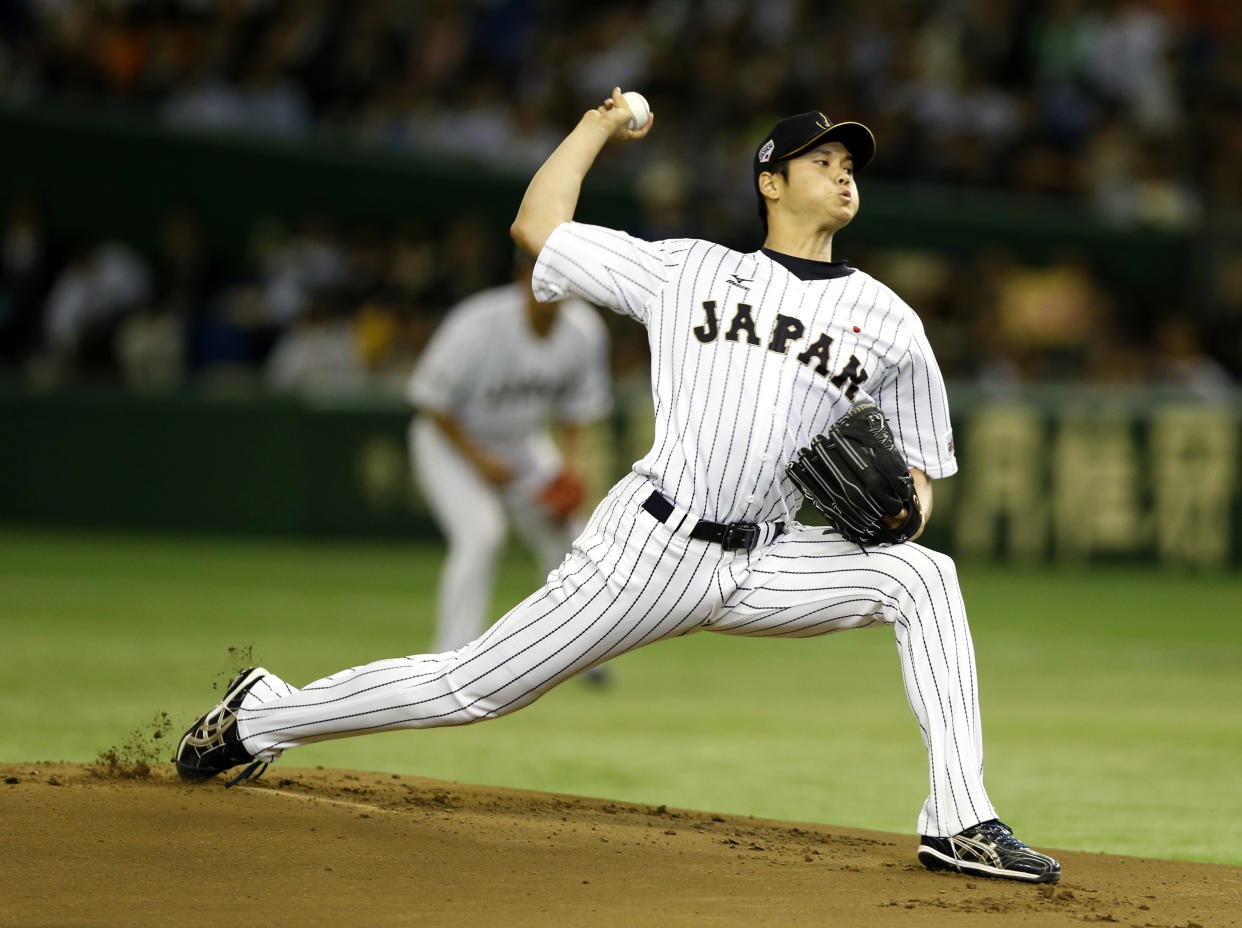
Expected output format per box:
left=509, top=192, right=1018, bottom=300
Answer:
left=785, top=399, right=922, bottom=546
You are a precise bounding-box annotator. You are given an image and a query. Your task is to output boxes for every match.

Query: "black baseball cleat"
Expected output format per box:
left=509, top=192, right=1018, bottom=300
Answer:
left=918, top=819, right=1061, bottom=883
left=175, top=666, right=269, bottom=786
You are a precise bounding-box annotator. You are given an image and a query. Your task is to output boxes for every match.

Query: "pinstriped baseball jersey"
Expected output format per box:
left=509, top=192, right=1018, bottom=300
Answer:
left=532, top=221, right=955, bottom=524
left=176, top=108, right=1070, bottom=862
left=221, top=217, right=1000, bottom=839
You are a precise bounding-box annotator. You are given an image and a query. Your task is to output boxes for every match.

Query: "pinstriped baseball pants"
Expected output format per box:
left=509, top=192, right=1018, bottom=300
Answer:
left=237, top=471, right=997, bottom=837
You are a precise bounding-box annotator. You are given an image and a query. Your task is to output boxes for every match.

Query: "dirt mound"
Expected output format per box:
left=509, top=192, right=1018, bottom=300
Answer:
left=3, top=763, right=1238, bottom=927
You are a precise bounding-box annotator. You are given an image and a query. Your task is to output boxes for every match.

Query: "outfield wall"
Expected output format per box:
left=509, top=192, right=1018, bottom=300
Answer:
left=1, top=384, right=1238, bottom=568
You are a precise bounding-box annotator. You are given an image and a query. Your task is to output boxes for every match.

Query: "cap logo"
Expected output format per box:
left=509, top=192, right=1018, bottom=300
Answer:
left=758, top=139, right=774, bottom=163
left=815, top=113, right=830, bottom=129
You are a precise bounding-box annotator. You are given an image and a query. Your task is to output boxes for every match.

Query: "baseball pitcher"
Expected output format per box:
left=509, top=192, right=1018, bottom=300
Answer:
left=176, top=89, right=1061, bottom=884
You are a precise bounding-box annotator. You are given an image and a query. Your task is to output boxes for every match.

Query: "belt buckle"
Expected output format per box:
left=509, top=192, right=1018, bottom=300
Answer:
left=722, top=521, right=759, bottom=551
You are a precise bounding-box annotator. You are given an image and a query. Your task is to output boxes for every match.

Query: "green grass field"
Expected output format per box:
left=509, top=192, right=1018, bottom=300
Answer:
left=2, top=528, right=1239, bottom=865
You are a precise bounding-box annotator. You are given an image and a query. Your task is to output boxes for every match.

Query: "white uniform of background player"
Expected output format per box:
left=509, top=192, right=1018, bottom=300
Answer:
left=407, top=262, right=611, bottom=653
left=189, top=91, right=1059, bottom=881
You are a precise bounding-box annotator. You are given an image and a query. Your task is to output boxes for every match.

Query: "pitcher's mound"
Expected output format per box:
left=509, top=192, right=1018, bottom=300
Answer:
left=3, top=763, right=1237, bottom=927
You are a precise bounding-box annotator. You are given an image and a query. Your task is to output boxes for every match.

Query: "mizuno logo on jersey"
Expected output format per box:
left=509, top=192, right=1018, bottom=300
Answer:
left=725, top=274, right=752, bottom=291
left=692, top=300, right=869, bottom=399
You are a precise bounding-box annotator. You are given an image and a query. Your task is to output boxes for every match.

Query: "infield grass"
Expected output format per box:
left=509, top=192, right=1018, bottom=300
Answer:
left=1, top=528, right=1238, bottom=865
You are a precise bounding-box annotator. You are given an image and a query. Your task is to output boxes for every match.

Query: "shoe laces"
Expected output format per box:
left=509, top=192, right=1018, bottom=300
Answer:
left=224, top=760, right=269, bottom=788
left=205, top=713, right=235, bottom=747
left=971, top=820, right=1028, bottom=849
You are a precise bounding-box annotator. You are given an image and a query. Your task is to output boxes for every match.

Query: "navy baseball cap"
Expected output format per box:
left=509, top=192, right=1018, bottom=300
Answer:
left=753, top=112, right=876, bottom=192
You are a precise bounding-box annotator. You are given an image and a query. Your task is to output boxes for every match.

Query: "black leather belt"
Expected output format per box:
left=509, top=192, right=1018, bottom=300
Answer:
left=641, top=491, right=783, bottom=552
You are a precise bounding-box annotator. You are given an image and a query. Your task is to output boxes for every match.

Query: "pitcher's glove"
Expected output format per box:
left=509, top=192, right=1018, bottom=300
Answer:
left=536, top=469, right=586, bottom=523
left=785, top=399, right=922, bottom=546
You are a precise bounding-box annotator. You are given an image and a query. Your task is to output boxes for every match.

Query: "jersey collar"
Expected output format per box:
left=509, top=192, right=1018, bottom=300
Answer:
left=761, top=248, right=855, bottom=281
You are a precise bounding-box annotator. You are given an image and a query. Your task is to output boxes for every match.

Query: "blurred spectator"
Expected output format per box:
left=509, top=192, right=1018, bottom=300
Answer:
left=237, top=56, right=312, bottom=139
left=1086, top=0, right=1180, bottom=135
left=1149, top=316, right=1235, bottom=400
left=259, top=214, right=347, bottom=327
left=0, top=0, right=1239, bottom=392
left=113, top=208, right=218, bottom=392
left=152, top=208, right=217, bottom=325
left=424, top=214, right=505, bottom=307
left=1084, top=116, right=1201, bottom=229
left=338, top=226, right=425, bottom=385
left=430, top=72, right=513, bottom=162
left=41, top=240, right=152, bottom=374
left=992, top=250, right=1110, bottom=381
left=0, top=193, right=50, bottom=362
left=161, top=45, right=248, bottom=134
left=115, top=303, right=182, bottom=392
left=265, top=293, right=365, bottom=395
left=4, top=0, right=1231, bottom=212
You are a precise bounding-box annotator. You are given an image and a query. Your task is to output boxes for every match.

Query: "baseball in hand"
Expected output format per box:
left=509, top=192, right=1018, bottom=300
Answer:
left=621, top=91, right=650, bottom=129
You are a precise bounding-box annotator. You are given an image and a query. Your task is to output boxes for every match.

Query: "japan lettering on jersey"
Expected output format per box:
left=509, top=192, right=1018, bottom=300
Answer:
left=532, top=222, right=956, bottom=524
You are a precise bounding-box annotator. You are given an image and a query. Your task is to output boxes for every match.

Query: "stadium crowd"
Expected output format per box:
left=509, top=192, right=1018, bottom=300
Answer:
left=0, top=0, right=1238, bottom=393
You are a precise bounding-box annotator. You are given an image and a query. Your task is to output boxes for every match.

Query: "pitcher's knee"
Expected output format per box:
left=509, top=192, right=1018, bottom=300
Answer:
left=443, top=669, right=542, bottom=724
left=916, top=546, right=958, bottom=582
left=879, top=544, right=960, bottom=603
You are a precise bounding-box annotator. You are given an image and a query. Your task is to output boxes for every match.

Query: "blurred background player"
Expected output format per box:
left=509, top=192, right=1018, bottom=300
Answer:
left=406, top=253, right=612, bottom=662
